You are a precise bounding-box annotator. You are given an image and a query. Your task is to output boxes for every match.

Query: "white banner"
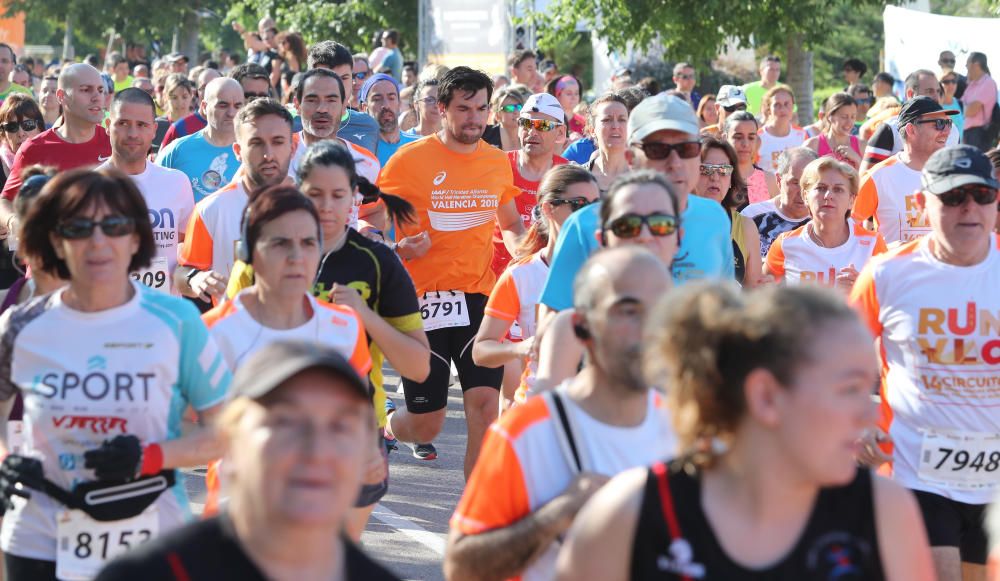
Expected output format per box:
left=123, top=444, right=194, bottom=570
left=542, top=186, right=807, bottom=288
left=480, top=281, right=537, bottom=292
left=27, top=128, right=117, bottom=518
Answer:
left=884, top=5, right=1000, bottom=92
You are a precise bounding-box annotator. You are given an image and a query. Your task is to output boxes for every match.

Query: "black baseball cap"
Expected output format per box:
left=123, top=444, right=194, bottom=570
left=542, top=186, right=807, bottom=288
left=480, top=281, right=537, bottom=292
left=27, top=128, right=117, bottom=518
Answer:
left=921, top=145, right=1000, bottom=195
left=897, top=95, right=958, bottom=129
left=230, top=340, right=369, bottom=402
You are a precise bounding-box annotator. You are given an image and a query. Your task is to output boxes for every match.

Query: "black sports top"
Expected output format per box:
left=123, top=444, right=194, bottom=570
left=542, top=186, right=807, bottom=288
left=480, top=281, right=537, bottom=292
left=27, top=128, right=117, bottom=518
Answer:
left=629, top=461, right=885, bottom=580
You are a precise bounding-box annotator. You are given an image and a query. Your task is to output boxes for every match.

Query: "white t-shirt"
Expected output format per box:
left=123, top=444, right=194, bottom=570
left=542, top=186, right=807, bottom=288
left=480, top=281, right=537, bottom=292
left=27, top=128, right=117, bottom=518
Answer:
left=852, top=155, right=926, bottom=244
left=757, top=126, right=808, bottom=172
left=484, top=252, right=548, bottom=339
left=177, top=180, right=247, bottom=281
left=100, top=162, right=195, bottom=295
left=766, top=221, right=887, bottom=286
left=851, top=235, right=1000, bottom=505
left=0, top=283, right=231, bottom=561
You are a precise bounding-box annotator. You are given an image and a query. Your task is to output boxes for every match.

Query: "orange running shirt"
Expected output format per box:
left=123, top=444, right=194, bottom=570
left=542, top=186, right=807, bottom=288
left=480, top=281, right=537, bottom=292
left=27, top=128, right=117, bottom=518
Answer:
left=766, top=221, right=887, bottom=285
left=378, top=135, right=519, bottom=295
left=852, top=155, right=926, bottom=244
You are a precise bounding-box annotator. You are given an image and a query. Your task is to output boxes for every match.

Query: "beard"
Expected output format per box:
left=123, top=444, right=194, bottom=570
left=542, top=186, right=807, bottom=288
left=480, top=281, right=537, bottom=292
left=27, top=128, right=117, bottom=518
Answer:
left=246, top=159, right=290, bottom=190
left=447, top=122, right=484, bottom=144
left=377, top=109, right=398, bottom=134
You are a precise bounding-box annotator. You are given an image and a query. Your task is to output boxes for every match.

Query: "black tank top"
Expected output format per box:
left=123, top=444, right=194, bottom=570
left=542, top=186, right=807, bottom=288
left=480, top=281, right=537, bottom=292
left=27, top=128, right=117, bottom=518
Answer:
left=629, top=461, right=885, bottom=580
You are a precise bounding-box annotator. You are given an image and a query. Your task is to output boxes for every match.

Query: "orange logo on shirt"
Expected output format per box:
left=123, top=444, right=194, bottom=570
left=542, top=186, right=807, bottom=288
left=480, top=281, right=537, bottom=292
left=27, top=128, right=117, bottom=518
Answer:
left=904, top=194, right=930, bottom=230
left=916, top=303, right=1000, bottom=366
left=800, top=268, right=838, bottom=286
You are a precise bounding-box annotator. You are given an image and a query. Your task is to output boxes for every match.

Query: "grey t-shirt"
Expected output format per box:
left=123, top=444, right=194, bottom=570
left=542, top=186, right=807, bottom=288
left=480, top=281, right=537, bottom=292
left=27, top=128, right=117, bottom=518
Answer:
left=338, top=109, right=379, bottom=153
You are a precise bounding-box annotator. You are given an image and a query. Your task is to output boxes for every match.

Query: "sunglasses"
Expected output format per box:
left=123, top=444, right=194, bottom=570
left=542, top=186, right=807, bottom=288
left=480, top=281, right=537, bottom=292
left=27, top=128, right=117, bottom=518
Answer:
left=549, top=197, right=593, bottom=212
left=518, top=117, right=563, bottom=132
left=2, top=119, right=38, bottom=133
left=635, top=141, right=701, bottom=160
left=418, top=97, right=438, bottom=106
left=940, top=59, right=956, bottom=66
left=501, top=103, right=523, bottom=113
left=57, top=216, right=136, bottom=240
left=941, top=78, right=958, bottom=85
left=915, top=118, right=953, bottom=131
left=244, top=91, right=269, bottom=100
left=675, top=73, right=694, bottom=80
left=700, top=163, right=734, bottom=177
left=937, top=185, right=999, bottom=207
left=723, top=103, right=747, bottom=113
left=606, top=213, right=679, bottom=238
left=855, top=97, right=872, bottom=105
left=353, top=71, right=369, bottom=81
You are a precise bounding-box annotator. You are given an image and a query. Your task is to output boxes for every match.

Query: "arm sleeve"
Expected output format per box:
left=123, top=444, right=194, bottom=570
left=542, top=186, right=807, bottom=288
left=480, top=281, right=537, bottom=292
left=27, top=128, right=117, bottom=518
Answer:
left=177, top=302, right=232, bottom=411
left=848, top=263, right=883, bottom=339
left=539, top=208, right=595, bottom=311
left=375, top=248, right=421, bottom=321
left=348, top=315, right=373, bottom=377
left=154, top=139, right=178, bottom=167
left=872, top=235, right=888, bottom=256
left=484, top=269, right=520, bottom=323
left=765, top=234, right=787, bottom=281
left=852, top=173, right=879, bottom=222
left=177, top=208, right=214, bottom=270
left=224, top=261, right=254, bottom=300
left=159, top=123, right=179, bottom=151
left=862, top=124, right=894, bottom=168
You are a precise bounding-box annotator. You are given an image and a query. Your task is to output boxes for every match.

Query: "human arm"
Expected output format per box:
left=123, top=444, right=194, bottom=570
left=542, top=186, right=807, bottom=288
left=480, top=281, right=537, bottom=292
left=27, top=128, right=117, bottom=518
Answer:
left=762, top=232, right=786, bottom=283
left=445, top=472, right=609, bottom=581
left=554, top=467, right=645, bottom=581
left=539, top=205, right=599, bottom=311
left=497, top=199, right=527, bottom=258
left=533, top=310, right=584, bottom=394
left=473, top=315, right=531, bottom=368
left=175, top=208, right=227, bottom=301
left=158, top=404, right=225, bottom=468
left=174, top=265, right=228, bottom=302
left=803, top=135, right=820, bottom=152
left=965, top=100, right=984, bottom=118
left=741, top=217, right=764, bottom=288
left=0, top=199, right=15, bottom=242
left=764, top=170, right=778, bottom=199
left=872, top=475, right=935, bottom=581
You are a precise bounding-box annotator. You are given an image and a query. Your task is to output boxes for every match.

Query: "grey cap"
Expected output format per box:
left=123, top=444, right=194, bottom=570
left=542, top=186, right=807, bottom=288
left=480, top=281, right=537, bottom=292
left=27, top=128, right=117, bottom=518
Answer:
left=627, top=93, right=700, bottom=144
left=921, top=145, right=1000, bottom=195
left=231, top=340, right=369, bottom=401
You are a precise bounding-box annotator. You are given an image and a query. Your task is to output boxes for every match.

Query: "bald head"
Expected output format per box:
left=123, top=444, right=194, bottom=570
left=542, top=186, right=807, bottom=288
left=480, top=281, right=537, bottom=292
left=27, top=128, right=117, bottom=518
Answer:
left=573, top=246, right=671, bottom=313
left=202, top=77, right=245, bottom=136
left=58, top=63, right=101, bottom=91
left=198, top=68, right=222, bottom=92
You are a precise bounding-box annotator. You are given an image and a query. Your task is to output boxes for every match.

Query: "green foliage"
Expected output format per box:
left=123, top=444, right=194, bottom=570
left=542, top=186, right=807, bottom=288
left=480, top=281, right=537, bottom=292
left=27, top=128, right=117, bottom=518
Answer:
left=538, top=32, right=593, bottom=91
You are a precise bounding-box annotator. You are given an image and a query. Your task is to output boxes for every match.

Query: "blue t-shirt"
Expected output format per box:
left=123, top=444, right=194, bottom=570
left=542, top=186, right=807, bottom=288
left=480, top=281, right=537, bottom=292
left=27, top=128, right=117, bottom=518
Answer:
left=538, top=195, right=734, bottom=310
left=338, top=109, right=380, bottom=153
left=375, top=131, right=421, bottom=166
left=155, top=129, right=238, bottom=203
left=562, top=138, right=596, bottom=164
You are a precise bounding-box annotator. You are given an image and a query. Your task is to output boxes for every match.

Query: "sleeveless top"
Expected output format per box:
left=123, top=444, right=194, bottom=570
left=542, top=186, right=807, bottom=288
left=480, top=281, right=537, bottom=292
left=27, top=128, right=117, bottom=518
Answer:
left=817, top=134, right=862, bottom=168
left=629, top=462, right=885, bottom=580
left=746, top=165, right=770, bottom=204
left=728, top=208, right=748, bottom=284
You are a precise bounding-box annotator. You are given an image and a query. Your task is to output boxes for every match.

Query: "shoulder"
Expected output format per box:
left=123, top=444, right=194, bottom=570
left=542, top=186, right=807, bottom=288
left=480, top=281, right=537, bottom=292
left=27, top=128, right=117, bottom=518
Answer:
left=686, top=195, right=729, bottom=221
left=138, top=287, right=203, bottom=325
left=201, top=298, right=240, bottom=329
left=349, top=109, right=379, bottom=129
left=95, top=518, right=229, bottom=581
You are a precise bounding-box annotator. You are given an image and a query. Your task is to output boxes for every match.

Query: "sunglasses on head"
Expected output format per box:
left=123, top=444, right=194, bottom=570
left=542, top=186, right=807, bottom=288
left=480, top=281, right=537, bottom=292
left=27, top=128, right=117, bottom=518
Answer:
left=57, top=216, right=136, bottom=240
left=518, top=117, right=563, bottom=132
left=606, top=213, right=679, bottom=239
left=937, top=185, right=998, bottom=207
left=723, top=103, right=747, bottom=113
left=634, top=141, right=701, bottom=160
left=2, top=119, right=38, bottom=133
left=501, top=103, right=523, bottom=113
left=915, top=118, right=953, bottom=131
left=700, top=163, right=733, bottom=177
left=548, top=197, right=593, bottom=212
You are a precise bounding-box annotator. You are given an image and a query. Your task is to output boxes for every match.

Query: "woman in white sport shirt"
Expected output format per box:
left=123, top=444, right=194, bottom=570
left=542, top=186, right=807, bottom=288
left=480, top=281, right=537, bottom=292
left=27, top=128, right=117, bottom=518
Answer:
left=765, top=157, right=887, bottom=293
left=0, top=168, right=231, bottom=581
left=474, top=165, right=599, bottom=413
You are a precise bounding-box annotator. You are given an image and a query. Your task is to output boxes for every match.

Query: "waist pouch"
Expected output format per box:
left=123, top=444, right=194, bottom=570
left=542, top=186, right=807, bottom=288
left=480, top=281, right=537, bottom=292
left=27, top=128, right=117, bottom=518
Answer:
left=38, top=470, right=175, bottom=522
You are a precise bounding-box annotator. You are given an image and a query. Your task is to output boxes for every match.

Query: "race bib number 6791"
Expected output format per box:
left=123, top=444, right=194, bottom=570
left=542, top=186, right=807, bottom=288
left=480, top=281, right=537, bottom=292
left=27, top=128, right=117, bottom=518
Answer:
left=918, top=429, right=1000, bottom=490
left=419, top=291, right=470, bottom=332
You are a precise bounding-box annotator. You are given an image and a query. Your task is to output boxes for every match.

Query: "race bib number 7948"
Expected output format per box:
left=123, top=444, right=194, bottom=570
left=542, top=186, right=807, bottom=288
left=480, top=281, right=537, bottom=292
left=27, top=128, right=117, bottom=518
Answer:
left=918, top=429, right=1000, bottom=490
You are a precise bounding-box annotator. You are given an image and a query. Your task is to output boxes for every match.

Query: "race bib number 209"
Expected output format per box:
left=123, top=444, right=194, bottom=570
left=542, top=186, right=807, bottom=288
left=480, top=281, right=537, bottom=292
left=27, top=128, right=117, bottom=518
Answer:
left=129, top=256, right=169, bottom=291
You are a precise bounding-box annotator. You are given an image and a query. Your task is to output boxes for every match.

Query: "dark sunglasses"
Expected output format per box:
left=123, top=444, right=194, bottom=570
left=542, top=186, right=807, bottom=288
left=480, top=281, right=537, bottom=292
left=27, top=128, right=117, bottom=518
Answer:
left=940, top=59, right=956, bottom=66
left=915, top=118, right=953, bottom=131
left=353, top=71, right=369, bottom=80
left=2, top=119, right=38, bottom=133
left=606, top=213, right=679, bottom=238
left=57, top=216, right=136, bottom=240
left=937, top=185, right=998, bottom=207
left=501, top=103, right=523, bottom=113
left=723, top=103, right=747, bottom=113
left=635, top=141, right=701, bottom=160
left=548, top=197, right=593, bottom=212
left=941, top=78, right=958, bottom=85
left=244, top=91, right=269, bottom=100
left=855, top=97, right=872, bottom=105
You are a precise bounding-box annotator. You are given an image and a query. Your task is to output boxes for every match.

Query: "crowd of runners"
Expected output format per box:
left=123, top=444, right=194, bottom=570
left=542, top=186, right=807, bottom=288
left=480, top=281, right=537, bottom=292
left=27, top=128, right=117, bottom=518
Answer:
left=0, top=12, right=993, bottom=581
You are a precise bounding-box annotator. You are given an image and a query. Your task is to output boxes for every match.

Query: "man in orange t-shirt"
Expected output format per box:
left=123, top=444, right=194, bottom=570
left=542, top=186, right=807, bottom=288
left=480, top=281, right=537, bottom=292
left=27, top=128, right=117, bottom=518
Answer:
left=378, top=66, right=524, bottom=477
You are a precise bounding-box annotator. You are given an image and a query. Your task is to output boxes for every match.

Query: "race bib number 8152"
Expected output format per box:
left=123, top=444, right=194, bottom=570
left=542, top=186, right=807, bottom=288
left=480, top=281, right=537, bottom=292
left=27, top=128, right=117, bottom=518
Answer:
left=56, top=507, right=158, bottom=580
left=419, top=291, right=470, bottom=332
left=918, top=429, right=1000, bottom=490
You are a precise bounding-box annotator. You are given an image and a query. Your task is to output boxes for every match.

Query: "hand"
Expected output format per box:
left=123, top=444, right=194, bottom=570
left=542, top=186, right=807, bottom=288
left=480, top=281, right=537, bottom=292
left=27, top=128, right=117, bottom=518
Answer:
left=0, top=455, right=44, bottom=515
left=396, top=231, right=431, bottom=260
left=231, top=21, right=245, bottom=34
left=513, top=336, right=534, bottom=360
left=83, top=435, right=142, bottom=481
left=329, top=283, right=366, bottom=312
left=857, top=427, right=893, bottom=467
left=191, top=270, right=227, bottom=302
left=754, top=273, right=776, bottom=287
left=838, top=145, right=861, bottom=165
left=362, top=441, right=387, bottom=485
left=835, top=263, right=859, bottom=294
left=358, top=224, right=385, bottom=244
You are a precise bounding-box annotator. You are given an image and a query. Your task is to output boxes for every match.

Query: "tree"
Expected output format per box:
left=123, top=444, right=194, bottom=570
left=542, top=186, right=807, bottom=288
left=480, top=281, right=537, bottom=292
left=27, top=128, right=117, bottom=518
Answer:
left=521, top=0, right=895, bottom=125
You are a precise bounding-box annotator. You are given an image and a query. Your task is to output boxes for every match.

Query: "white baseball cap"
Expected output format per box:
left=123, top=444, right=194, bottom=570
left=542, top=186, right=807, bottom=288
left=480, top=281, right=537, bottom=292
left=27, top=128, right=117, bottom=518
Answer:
left=521, top=93, right=566, bottom=124
left=716, top=85, right=747, bottom=108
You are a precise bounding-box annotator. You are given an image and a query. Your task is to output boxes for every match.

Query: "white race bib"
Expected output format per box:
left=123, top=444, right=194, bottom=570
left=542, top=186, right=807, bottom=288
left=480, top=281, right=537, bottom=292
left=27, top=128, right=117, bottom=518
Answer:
left=129, top=256, right=170, bottom=291
left=56, top=507, right=158, bottom=580
left=6, top=420, right=23, bottom=455
left=918, top=429, right=1000, bottom=490
left=419, top=291, right=470, bottom=332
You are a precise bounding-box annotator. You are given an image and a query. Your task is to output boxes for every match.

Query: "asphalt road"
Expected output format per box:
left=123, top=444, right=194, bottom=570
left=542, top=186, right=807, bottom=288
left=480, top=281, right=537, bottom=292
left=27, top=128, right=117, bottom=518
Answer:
left=183, top=367, right=464, bottom=581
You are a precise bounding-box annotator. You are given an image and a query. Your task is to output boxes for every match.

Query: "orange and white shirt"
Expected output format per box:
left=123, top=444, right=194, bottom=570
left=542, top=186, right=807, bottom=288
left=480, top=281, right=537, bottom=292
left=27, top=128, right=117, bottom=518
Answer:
left=288, top=132, right=380, bottom=184
left=850, top=235, right=1000, bottom=505
left=177, top=180, right=247, bottom=281
left=484, top=253, right=548, bottom=340
left=852, top=155, right=927, bottom=244
left=757, top=125, right=808, bottom=172
left=451, top=388, right=675, bottom=581
left=378, top=135, right=519, bottom=296
left=202, top=291, right=372, bottom=375
left=766, top=221, right=887, bottom=286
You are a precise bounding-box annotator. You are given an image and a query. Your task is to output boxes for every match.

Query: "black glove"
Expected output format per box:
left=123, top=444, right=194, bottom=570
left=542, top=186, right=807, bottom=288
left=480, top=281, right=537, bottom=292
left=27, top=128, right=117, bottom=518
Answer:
left=0, top=455, right=44, bottom=516
left=83, top=435, right=142, bottom=482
